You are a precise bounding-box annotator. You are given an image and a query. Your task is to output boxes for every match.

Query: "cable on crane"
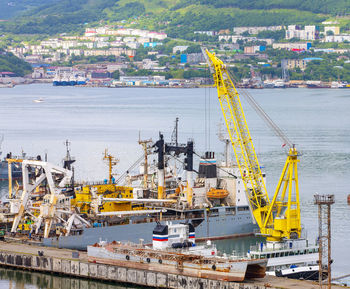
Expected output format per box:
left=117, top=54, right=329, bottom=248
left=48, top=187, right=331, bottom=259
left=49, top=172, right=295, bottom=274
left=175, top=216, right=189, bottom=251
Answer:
left=116, top=154, right=145, bottom=184
left=227, top=70, right=294, bottom=149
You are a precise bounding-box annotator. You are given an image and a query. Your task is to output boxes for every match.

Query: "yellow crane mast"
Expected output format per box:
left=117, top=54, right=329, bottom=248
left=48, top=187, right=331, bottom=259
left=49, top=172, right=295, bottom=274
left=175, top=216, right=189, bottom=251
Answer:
left=103, top=149, right=119, bottom=184
left=205, top=49, right=301, bottom=242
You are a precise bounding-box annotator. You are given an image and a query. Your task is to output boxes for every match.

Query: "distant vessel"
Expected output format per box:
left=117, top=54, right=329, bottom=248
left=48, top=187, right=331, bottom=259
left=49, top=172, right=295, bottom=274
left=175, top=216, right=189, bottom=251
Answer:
left=331, top=81, right=347, bottom=89
left=263, top=80, right=275, bottom=88
left=33, top=98, right=44, bottom=103
left=273, top=79, right=286, bottom=88
left=53, top=72, right=86, bottom=86
left=0, top=83, right=14, bottom=88
left=263, top=79, right=286, bottom=88
left=306, top=81, right=330, bottom=89
left=77, top=75, right=87, bottom=85
left=61, top=74, right=69, bottom=86
left=69, top=74, right=77, bottom=86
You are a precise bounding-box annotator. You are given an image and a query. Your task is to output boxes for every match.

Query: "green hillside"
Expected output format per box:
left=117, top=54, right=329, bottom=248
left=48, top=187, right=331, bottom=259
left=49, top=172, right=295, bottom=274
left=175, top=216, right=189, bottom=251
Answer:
left=0, top=0, right=349, bottom=36
left=0, top=49, right=32, bottom=76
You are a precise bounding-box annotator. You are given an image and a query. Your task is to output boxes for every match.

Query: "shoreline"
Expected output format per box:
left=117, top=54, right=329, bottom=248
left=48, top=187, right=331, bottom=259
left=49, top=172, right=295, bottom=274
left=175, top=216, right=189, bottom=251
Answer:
left=2, top=81, right=350, bottom=89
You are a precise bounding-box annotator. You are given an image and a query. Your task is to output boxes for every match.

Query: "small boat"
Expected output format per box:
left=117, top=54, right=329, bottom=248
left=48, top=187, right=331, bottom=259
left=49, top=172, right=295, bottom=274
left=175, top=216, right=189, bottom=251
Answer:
left=88, top=222, right=267, bottom=282
left=33, top=98, right=44, bottom=103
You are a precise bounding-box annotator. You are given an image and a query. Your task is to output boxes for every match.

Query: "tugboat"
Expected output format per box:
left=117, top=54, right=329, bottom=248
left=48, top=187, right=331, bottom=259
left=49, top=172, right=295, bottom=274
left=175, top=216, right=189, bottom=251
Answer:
left=88, top=222, right=267, bottom=282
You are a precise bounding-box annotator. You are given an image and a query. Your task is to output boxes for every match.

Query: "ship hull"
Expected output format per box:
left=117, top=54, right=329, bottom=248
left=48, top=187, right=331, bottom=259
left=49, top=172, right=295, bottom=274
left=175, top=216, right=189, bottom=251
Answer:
left=275, top=265, right=324, bottom=281
left=43, top=206, right=257, bottom=250
left=87, top=240, right=266, bottom=282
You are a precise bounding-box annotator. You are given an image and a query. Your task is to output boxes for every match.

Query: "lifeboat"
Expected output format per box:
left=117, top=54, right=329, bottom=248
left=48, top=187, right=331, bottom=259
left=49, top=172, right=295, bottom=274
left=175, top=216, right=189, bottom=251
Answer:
left=206, top=188, right=229, bottom=199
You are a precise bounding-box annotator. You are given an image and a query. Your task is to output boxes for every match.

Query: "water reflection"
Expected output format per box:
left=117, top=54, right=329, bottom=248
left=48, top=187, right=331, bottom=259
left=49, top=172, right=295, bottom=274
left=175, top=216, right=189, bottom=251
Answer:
left=0, top=267, right=141, bottom=289
left=214, top=236, right=265, bottom=256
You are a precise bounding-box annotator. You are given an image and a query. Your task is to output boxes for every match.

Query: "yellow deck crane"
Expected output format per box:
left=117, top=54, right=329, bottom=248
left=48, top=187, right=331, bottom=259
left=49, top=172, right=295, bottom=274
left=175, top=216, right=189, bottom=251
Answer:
left=205, top=49, right=301, bottom=242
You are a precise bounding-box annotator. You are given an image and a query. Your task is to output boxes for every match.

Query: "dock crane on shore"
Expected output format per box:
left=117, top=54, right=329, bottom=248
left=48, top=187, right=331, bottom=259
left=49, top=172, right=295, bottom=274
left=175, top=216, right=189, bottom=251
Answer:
left=205, top=49, right=301, bottom=243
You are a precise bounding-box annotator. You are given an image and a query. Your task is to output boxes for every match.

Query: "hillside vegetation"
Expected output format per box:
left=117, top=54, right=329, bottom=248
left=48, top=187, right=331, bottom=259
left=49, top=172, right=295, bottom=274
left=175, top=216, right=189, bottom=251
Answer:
left=0, top=50, right=32, bottom=76
left=0, top=0, right=349, bottom=35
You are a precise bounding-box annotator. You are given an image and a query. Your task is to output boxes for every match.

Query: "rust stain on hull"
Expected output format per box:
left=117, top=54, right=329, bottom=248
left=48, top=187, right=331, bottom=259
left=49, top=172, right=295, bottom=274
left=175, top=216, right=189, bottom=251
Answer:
left=89, top=257, right=246, bottom=282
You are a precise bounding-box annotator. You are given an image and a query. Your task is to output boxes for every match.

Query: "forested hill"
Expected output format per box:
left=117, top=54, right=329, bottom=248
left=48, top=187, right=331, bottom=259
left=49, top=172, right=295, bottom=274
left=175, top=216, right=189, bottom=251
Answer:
left=199, top=0, right=350, bottom=15
left=0, top=50, right=32, bottom=76
left=0, top=0, right=349, bottom=36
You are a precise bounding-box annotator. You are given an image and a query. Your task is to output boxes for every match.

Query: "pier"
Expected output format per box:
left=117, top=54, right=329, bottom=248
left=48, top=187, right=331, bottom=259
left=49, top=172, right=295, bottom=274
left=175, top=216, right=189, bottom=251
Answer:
left=0, top=241, right=345, bottom=289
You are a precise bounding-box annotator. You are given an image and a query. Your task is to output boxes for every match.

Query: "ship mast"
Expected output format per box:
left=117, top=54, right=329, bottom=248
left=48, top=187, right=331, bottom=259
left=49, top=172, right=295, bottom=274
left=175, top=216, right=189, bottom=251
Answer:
left=138, top=138, right=153, bottom=189
left=103, top=149, right=119, bottom=184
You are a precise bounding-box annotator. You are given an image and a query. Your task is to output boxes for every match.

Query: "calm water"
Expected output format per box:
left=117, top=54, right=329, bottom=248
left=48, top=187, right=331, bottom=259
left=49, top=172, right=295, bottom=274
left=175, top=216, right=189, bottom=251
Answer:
left=0, top=84, right=349, bottom=286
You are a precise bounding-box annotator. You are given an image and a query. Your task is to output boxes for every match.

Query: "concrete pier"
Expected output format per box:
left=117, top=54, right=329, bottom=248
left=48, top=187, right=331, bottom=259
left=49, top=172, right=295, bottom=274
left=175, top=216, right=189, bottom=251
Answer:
left=0, top=241, right=345, bottom=289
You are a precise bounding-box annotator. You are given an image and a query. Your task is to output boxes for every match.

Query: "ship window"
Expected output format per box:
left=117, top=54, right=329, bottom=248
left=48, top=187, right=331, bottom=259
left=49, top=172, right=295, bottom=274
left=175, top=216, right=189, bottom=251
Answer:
left=271, top=253, right=275, bottom=258
left=267, top=254, right=270, bottom=258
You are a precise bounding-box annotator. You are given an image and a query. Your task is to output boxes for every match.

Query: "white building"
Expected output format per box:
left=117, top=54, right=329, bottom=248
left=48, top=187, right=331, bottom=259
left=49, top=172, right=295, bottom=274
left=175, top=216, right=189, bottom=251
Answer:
left=96, top=41, right=110, bottom=48
left=324, top=35, right=350, bottom=43
left=194, top=31, right=217, bottom=36
left=285, top=25, right=318, bottom=41
left=173, top=46, right=188, bottom=53
left=123, top=37, right=137, bottom=43
left=218, top=35, right=259, bottom=43
left=142, top=59, right=159, bottom=69
left=233, top=26, right=283, bottom=35
left=324, top=26, right=340, bottom=35
left=273, top=42, right=311, bottom=50
left=125, top=42, right=140, bottom=49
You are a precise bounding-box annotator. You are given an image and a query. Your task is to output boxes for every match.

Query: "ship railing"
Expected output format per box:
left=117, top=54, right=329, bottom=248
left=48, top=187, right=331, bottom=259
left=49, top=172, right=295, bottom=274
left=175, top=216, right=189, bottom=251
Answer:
left=5, top=156, right=37, bottom=161
left=249, top=243, right=319, bottom=254
left=113, top=244, right=249, bottom=262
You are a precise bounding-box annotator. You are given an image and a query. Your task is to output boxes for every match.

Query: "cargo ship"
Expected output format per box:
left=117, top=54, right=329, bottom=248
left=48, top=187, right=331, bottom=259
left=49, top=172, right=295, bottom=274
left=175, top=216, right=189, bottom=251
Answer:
left=1, top=133, right=258, bottom=251
left=53, top=72, right=86, bottom=86
left=42, top=136, right=257, bottom=249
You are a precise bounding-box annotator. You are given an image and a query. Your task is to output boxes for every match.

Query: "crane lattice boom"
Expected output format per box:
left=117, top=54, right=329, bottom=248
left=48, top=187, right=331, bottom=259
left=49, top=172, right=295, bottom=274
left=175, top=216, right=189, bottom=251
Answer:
left=206, top=49, right=301, bottom=242
left=206, top=50, right=271, bottom=229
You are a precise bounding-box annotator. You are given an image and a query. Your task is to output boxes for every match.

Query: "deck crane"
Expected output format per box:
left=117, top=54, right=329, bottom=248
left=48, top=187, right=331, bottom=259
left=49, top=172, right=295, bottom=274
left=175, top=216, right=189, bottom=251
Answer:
left=205, top=49, right=301, bottom=243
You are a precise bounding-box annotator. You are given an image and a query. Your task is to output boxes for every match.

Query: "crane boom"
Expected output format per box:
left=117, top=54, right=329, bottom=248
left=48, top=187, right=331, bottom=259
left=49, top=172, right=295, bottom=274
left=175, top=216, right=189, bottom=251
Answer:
left=205, top=50, right=301, bottom=242
left=205, top=50, right=271, bottom=230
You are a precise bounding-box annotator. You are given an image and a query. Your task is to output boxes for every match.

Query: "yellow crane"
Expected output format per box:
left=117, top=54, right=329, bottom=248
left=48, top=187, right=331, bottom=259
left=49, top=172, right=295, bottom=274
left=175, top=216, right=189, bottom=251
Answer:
left=103, top=149, right=119, bottom=184
left=205, top=49, right=301, bottom=242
